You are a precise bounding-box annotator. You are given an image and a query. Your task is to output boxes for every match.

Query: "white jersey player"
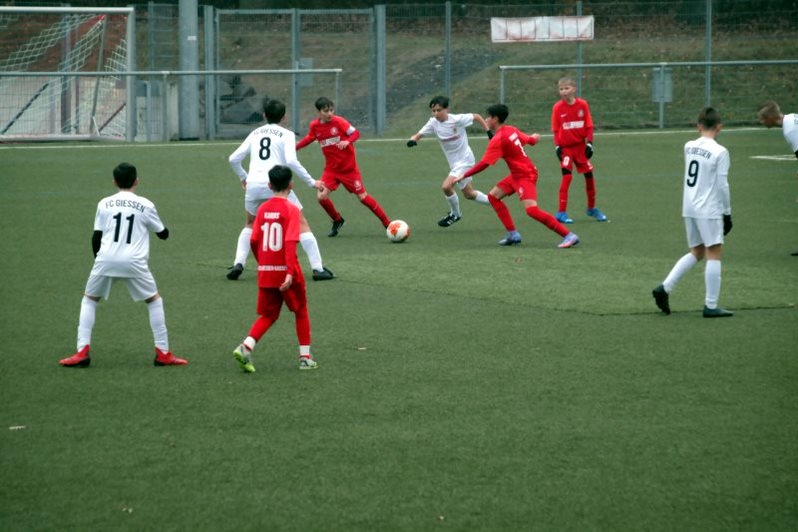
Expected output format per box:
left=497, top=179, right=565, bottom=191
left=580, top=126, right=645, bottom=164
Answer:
left=757, top=100, right=798, bottom=158
left=59, top=162, right=188, bottom=368
left=756, top=100, right=798, bottom=255
left=652, top=107, right=734, bottom=318
left=407, top=95, right=492, bottom=227
left=226, top=99, right=334, bottom=282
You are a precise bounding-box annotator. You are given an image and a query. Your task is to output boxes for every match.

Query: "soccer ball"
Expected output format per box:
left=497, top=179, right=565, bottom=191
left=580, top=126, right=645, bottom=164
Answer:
left=386, top=220, right=410, bottom=243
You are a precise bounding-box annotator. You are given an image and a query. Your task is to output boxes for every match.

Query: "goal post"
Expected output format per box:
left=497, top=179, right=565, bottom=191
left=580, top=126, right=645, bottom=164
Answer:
left=0, top=6, right=135, bottom=141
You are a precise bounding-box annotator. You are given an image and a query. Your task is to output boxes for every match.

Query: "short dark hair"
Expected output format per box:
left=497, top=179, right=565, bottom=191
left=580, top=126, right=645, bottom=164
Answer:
left=263, top=99, right=286, bottom=124
left=486, top=104, right=509, bottom=124
left=268, top=165, right=293, bottom=191
left=697, top=107, right=721, bottom=129
left=113, top=162, right=137, bottom=188
left=429, top=95, right=449, bottom=109
left=314, top=97, right=334, bottom=111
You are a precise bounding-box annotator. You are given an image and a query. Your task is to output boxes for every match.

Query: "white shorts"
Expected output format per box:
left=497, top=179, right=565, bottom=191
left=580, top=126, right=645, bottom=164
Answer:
left=448, top=163, right=474, bottom=190
left=245, top=182, right=302, bottom=215
left=684, top=217, right=724, bottom=248
left=85, top=272, right=159, bottom=301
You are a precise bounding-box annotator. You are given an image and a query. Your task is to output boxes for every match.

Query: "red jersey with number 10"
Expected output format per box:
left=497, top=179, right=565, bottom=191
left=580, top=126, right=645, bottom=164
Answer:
left=480, top=125, right=540, bottom=179
left=297, top=115, right=359, bottom=174
left=250, top=196, right=303, bottom=288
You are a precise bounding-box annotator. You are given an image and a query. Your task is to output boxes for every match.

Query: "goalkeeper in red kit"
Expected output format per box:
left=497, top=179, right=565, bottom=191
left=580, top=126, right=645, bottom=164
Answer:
left=296, top=97, right=392, bottom=237
left=551, top=77, right=609, bottom=224
left=232, top=165, right=318, bottom=373
left=456, top=104, right=580, bottom=249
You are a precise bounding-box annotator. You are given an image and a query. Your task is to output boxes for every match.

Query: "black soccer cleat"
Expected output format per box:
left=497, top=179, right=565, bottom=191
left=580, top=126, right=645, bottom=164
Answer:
left=652, top=284, right=670, bottom=315
left=226, top=263, right=244, bottom=280
left=703, top=306, right=733, bottom=318
left=328, top=218, right=345, bottom=237
left=312, top=267, right=335, bottom=281
left=437, top=212, right=462, bottom=227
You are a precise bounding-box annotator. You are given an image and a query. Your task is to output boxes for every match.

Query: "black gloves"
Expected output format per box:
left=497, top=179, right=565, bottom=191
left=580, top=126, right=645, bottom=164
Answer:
left=723, top=214, right=733, bottom=236
left=585, top=141, right=594, bottom=159
left=486, top=130, right=495, bottom=140
left=406, top=139, right=417, bottom=148
left=555, top=146, right=563, bottom=161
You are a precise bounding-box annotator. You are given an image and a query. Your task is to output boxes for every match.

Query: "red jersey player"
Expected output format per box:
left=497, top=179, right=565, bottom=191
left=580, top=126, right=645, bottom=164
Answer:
left=551, top=77, right=608, bottom=223
left=457, top=104, right=580, bottom=249
left=232, top=165, right=318, bottom=373
left=296, top=97, right=392, bottom=237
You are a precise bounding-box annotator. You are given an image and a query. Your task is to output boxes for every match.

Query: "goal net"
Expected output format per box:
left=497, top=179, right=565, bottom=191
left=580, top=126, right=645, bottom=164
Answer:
left=0, top=7, right=134, bottom=141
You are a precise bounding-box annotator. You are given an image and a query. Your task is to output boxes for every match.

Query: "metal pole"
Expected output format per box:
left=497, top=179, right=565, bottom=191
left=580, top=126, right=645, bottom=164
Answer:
left=445, top=2, right=451, bottom=98
left=291, top=9, right=300, bottom=133
left=704, top=0, right=712, bottom=106
left=576, top=0, right=583, bottom=95
left=126, top=8, right=136, bottom=142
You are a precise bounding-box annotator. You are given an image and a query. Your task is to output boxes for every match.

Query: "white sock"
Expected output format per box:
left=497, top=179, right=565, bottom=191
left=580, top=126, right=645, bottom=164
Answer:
left=473, top=191, right=490, bottom=205
left=234, top=227, right=252, bottom=266
left=704, top=259, right=722, bottom=309
left=663, top=253, right=698, bottom=293
left=446, top=193, right=461, bottom=217
left=300, top=345, right=311, bottom=358
left=300, top=231, right=323, bottom=271
left=243, top=336, right=256, bottom=352
left=147, top=298, right=169, bottom=352
left=77, top=296, right=97, bottom=351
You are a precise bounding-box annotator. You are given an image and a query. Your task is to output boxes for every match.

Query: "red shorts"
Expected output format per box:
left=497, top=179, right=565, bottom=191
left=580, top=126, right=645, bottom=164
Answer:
left=560, top=144, right=594, bottom=174
left=256, top=282, right=307, bottom=319
left=496, top=174, right=538, bottom=202
left=321, top=169, right=366, bottom=194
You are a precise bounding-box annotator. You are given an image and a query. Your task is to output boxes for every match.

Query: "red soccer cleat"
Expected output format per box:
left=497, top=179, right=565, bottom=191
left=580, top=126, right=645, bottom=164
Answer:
left=154, top=348, right=188, bottom=366
left=60, top=345, right=91, bottom=367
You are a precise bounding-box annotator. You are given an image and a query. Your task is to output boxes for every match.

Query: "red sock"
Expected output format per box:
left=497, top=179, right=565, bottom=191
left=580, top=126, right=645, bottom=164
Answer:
left=319, top=198, right=342, bottom=222
left=584, top=173, right=596, bottom=210
left=488, top=194, right=516, bottom=231
left=294, top=306, right=311, bottom=346
left=249, top=315, right=274, bottom=342
left=559, top=172, right=573, bottom=212
left=526, top=205, right=569, bottom=237
left=360, top=194, right=391, bottom=227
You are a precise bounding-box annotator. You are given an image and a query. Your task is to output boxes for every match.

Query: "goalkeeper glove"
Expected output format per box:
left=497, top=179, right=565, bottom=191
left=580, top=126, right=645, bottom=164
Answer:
left=555, top=146, right=563, bottom=161
left=406, top=139, right=417, bottom=148
left=585, top=141, right=594, bottom=159
left=723, top=214, right=733, bottom=235
left=486, top=130, right=495, bottom=140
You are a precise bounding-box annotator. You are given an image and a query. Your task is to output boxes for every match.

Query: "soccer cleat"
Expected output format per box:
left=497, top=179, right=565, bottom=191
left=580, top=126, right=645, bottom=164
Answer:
left=60, top=345, right=91, bottom=367
left=586, top=208, right=608, bottom=222
left=555, top=211, right=574, bottom=224
left=557, top=232, right=580, bottom=248
left=299, top=356, right=318, bottom=370
left=437, top=212, right=462, bottom=227
left=652, top=284, right=671, bottom=315
left=328, top=218, right=345, bottom=237
left=312, top=267, right=335, bottom=281
left=233, top=344, right=256, bottom=373
left=154, top=348, right=188, bottom=366
left=498, top=231, right=522, bottom=246
left=226, top=263, right=244, bottom=280
left=703, top=306, right=733, bottom=318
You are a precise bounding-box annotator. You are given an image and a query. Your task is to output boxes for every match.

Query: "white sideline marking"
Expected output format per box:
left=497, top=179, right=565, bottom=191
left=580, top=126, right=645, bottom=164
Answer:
left=751, top=155, right=796, bottom=161
left=0, top=126, right=770, bottom=150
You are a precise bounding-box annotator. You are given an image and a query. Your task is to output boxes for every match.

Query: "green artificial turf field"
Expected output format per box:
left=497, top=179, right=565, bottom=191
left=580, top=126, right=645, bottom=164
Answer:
left=1, top=127, right=795, bottom=531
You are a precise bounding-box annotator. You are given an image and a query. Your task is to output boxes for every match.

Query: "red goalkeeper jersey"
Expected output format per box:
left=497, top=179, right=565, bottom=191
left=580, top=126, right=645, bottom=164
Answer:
left=552, top=98, right=594, bottom=148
